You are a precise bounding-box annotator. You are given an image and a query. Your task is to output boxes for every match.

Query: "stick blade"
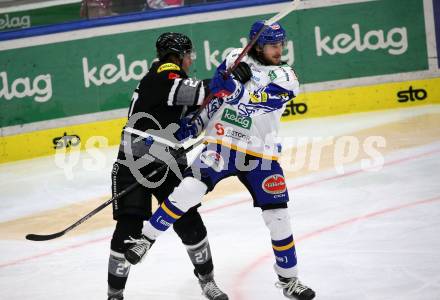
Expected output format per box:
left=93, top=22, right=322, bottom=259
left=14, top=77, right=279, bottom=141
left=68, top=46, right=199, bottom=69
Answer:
left=25, top=231, right=64, bottom=241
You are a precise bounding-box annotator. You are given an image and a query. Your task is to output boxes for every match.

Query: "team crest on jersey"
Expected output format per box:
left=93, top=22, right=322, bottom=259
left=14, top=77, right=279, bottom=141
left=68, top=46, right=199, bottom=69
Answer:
left=200, top=150, right=225, bottom=172
left=262, top=174, right=286, bottom=194
left=250, top=91, right=268, bottom=103
left=157, top=63, right=180, bottom=73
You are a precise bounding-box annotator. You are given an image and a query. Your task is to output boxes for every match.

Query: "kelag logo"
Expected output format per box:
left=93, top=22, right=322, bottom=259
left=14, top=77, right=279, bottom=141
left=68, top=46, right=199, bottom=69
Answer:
left=221, top=108, right=252, bottom=129
left=397, top=86, right=427, bottom=103
left=0, top=14, right=31, bottom=30
left=82, top=54, right=148, bottom=88
left=315, top=24, right=408, bottom=56
left=282, top=100, right=308, bottom=117
left=302, top=0, right=427, bottom=84
left=53, top=132, right=81, bottom=149
left=0, top=72, right=52, bottom=103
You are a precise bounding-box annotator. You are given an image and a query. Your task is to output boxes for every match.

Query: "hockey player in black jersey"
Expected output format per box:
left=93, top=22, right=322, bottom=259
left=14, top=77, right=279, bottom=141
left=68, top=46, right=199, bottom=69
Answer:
left=123, top=21, right=315, bottom=300
left=107, top=32, right=228, bottom=300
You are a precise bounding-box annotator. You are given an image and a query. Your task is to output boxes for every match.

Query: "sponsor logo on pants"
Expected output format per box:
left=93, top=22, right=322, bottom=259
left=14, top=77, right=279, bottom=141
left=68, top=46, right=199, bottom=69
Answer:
left=262, top=174, right=286, bottom=194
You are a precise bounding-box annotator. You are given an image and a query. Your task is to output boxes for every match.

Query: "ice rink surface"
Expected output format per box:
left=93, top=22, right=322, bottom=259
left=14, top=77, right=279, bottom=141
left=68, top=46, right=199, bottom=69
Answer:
left=1, top=105, right=440, bottom=300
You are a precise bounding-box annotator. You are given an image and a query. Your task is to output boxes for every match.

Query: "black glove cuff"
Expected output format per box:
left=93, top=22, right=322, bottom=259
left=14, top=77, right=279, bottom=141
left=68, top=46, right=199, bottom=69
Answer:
left=232, top=62, right=252, bottom=84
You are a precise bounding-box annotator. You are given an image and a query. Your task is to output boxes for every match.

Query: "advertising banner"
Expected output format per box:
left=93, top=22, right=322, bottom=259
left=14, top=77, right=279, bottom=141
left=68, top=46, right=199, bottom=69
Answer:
left=0, top=0, right=428, bottom=128
left=2, top=76, right=439, bottom=163
left=0, top=3, right=81, bottom=32
left=297, top=0, right=427, bottom=83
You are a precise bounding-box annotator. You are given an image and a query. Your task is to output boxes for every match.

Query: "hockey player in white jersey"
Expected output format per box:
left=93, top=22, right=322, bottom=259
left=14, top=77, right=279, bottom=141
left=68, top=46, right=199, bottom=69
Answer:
left=124, top=20, right=316, bottom=300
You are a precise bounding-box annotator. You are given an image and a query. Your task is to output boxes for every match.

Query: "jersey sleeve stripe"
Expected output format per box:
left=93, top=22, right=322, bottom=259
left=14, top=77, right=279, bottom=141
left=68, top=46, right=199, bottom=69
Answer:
left=167, top=78, right=182, bottom=106
left=195, top=81, right=204, bottom=105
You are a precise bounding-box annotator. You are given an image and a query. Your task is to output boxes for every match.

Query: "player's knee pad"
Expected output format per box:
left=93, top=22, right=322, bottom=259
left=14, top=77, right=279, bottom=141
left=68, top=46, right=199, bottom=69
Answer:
left=262, top=208, right=293, bottom=240
left=110, top=215, right=144, bottom=252
left=169, top=177, right=207, bottom=212
left=173, top=207, right=207, bottom=245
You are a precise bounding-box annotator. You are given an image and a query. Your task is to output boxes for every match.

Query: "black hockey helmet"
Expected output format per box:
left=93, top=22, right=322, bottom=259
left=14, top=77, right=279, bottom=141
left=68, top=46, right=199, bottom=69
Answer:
left=156, top=32, right=193, bottom=60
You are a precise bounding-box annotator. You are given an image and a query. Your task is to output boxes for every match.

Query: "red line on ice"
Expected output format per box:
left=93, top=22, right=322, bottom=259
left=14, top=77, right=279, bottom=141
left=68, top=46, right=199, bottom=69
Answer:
left=0, top=147, right=439, bottom=270
left=231, top=194, right=440, bottom=300
left=0, top=236, right=109, bottom=268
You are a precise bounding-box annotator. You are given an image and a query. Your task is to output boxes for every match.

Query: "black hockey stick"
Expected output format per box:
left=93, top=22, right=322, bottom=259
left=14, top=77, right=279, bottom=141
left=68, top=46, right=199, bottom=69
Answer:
left=25, top=139, right=203, bottom=241
left=190, top=0, right=301, bottom=123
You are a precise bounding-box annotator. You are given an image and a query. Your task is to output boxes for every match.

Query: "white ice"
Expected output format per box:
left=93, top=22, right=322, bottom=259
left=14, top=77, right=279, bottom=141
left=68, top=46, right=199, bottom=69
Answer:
left=1, top=105, right=440, bottom=300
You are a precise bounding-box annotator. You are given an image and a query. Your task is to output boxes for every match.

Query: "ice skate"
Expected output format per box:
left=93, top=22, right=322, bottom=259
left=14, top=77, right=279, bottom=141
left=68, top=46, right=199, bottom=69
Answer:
left=107, top=286, right=124, bottom=300
left=124, top=235, right=153, bottom=265
left=198, top=271, right=229, bottom=300
left=275, top=276, right=315, bottom=300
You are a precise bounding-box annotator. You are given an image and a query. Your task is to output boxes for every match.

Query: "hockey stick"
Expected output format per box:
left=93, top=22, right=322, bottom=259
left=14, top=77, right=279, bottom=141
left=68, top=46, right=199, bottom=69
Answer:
left=190, top=0, right=301, bottom=123
left=25, top=139, right=204, bottom=241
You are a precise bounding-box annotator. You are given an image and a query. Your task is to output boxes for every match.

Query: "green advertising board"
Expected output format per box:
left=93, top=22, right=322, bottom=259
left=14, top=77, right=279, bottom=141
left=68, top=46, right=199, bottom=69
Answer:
left=297, top=0, right=427, bottom=82
left=0, top=3, right=81, bottom=32
left=0, top=0, right=429, bottom=128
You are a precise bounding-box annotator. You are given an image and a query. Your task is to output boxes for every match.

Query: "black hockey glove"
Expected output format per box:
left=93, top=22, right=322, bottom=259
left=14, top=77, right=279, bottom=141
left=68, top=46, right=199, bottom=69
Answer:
left=232, top=62, right=252, bottom=84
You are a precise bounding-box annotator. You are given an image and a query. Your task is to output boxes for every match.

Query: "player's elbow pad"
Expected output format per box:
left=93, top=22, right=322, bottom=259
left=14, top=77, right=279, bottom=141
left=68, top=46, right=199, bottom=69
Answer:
left=168, top=78, right=206, bottom=106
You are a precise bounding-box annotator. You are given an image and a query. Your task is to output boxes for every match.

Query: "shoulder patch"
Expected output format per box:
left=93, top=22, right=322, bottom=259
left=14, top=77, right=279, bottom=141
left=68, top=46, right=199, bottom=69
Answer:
left=168, top=72, right=180, bottom=80
left=276, top=65, right=297, bottom=83
left=157, top=63, right=180, bottom=73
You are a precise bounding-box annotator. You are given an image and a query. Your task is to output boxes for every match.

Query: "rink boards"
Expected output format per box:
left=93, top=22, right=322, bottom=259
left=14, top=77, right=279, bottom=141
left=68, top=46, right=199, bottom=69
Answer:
left=1, top=0, right=439, bottom=163
left=1, top=76, right=439, bottom=163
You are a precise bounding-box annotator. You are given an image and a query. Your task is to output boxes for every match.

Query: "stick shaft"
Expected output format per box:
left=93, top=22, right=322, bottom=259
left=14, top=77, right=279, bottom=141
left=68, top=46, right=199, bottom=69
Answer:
left=265, top=0, right=301, bottom=25
left=25, top=140, right=203, bottom=241
left=190, top=0, right=301, bottom=123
